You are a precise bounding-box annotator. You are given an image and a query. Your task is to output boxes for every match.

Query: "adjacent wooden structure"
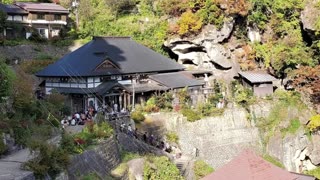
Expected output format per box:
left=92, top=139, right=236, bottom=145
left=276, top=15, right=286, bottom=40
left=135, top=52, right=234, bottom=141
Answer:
left=0, top=2, right=68, bottom=39
left=238, top=71, right=276, bottom=97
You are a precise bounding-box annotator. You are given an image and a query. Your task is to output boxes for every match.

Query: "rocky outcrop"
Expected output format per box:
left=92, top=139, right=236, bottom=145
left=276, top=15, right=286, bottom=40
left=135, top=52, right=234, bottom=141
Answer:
left=309, top=135, right=320, bottom=165
left=67, top=137, right=121, bottom=180
left=267, top=129, right=312, bottom=172
left=300, top=0, right=320, bottom=38
left=164, top=19, right=245, bottom=81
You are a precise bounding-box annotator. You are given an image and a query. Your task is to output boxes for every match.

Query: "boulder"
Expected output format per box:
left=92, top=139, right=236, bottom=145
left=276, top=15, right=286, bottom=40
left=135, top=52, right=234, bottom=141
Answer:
left=203, top=41, right=232, bottom=69
left=247, top=26, right=261, bottom=42
left=309, top=135, right=320, bottom=165
left=300, top=0, right=320, bottom=38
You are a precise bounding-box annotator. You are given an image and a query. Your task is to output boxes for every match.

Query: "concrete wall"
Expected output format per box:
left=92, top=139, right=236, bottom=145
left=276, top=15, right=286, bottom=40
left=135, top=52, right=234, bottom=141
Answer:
left=67, top=136, right=121, bottom=180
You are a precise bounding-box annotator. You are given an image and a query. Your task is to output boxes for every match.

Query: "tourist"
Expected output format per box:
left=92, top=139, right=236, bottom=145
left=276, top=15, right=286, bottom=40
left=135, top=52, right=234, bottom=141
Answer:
left=148, top=134, right=154, bottom=145
left=120, top=122, right=125, bottom=132
left=134, top=128, right=139, bottom=139
left=75, top=112, right=80, bottom=124
left=61, top=119, right=66, bottom=129
left=127, top=124, right=133, bottom=137
left=70, top=118, right=76, bottom=126
left=143, top=132, right=148, bottom=142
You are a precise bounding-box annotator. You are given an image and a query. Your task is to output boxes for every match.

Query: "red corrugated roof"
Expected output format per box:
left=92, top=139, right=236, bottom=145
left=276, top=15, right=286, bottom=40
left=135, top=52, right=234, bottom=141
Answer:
left=202, top=150, right=299, bottom=180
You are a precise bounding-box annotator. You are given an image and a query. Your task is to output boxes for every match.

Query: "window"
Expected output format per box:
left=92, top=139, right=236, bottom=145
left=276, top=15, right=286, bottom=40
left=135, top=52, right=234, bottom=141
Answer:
left=54, top=14, right=61, bottom=20
left=37, top=14, right=45, bottom=20
left=38, top=28, right=46, bottom=37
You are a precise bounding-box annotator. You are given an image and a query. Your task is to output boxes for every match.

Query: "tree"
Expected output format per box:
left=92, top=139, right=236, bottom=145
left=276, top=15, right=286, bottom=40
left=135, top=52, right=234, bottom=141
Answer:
left=0, top=10, right=7, bottom=35
left=178, top=10, right=203, bottom=35
left=0, top=59, right=15, bottom=102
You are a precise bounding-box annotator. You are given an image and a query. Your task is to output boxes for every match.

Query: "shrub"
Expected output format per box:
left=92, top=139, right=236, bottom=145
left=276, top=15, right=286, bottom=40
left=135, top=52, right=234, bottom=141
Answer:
left=154, top=92, right=173, bottom=110
left=165, top=131, right=179, bottom=144
left=197, top=102, right=224, bottom=117
left=194, top=160, right=214, bottom=180
left=307, top=114, right=320, bottom=133
left=181, top=108, right=200, bottom=122
left=144, top=156, right=183, bottom=180
left=92, top=122, right=114, bottom=139
left=60, top=133, right=78, bottom=154
left=131, top=111, right=145, bottom=123
left=111, top=163, right=129, bottom=178
left=178, top=10, right=203, bottom=36
left=23, top=142, right=70, bottom=178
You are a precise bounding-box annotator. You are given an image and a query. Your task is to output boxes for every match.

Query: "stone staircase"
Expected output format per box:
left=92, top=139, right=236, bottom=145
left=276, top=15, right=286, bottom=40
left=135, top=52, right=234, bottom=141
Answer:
left=174, top=155, right=194, bottom=180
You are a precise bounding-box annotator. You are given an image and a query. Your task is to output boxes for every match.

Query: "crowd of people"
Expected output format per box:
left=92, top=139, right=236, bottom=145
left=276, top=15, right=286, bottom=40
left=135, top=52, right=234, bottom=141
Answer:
left=60, top=106, right=96, bottom=129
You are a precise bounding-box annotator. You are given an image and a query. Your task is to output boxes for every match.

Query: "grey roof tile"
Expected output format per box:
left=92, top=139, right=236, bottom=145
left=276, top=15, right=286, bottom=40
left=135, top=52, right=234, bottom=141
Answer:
left=238, top=71, right=276, bottom=83
left=149, top=72, right=204, bottom=88
left=15, top=2, right=69, bottom=13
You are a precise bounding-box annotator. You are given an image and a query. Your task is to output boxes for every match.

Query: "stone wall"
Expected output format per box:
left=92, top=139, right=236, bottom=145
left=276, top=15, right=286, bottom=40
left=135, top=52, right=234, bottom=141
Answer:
left=149, top=106, right=262, bottom=169
left=67, top=136, right=121, bottom=180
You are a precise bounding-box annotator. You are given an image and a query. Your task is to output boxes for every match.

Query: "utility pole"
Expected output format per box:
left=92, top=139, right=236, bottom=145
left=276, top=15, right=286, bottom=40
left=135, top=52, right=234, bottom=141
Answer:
left=132, top=77, right=135, bottom=111
left=72, top=0, right=79, bottom=29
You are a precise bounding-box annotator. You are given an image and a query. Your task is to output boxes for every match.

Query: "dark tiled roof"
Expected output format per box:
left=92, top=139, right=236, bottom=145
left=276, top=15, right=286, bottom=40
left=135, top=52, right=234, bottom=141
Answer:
left=0, top=3, right=27, bottom=14
left=15, top=2, right=68, bottom=13
left=36, top=37, right=184, bottom=77
left=52, top=81, right=122, bottom=95
left=123, top=83, right=168, bottom=93
left=202, top=150, right=299, bottom=180
left=149, top=72, right=204, bottom=89
left=239, top=71, right=277, bottom=83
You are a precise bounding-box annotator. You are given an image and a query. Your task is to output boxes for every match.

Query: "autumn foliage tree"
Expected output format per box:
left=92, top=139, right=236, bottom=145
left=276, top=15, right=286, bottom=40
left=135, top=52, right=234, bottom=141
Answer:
left=177, top=10, right=203, bottom=35
left=291, top=66, right=320, bottom=107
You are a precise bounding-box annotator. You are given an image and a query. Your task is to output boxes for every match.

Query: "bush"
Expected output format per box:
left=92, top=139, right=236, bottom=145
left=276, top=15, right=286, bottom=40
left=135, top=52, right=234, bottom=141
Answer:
left=131, top=110, right=145, bottom=123
left=197, top=102, right=224, bottom=117
left=181, top=108, right=200, bottom=122
left=111, top=163, right=128, bottom=178
left=194, top=160, right=214, bottom=180
left=144, top=156, right=183, bottom=180
left=165, top=131, right=179, bottom=144
left=307, top=114, right=320, bottom=133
